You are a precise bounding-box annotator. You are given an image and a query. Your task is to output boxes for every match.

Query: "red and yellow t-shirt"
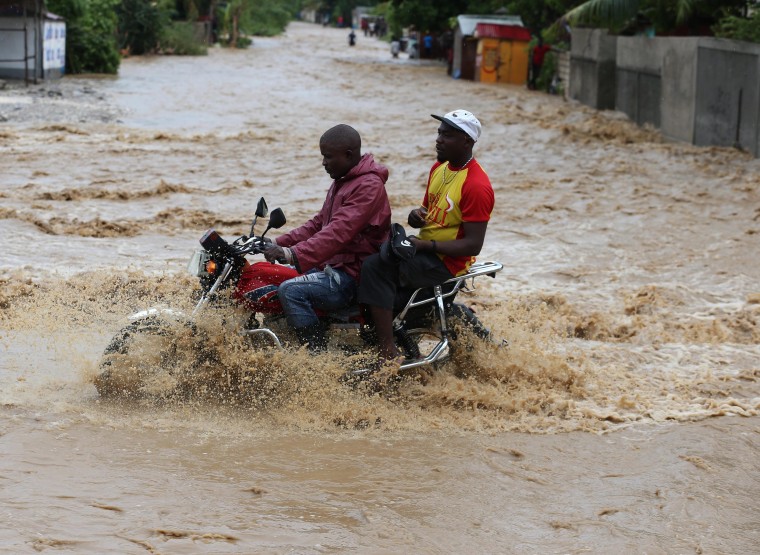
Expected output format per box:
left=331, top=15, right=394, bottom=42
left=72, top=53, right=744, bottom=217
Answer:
left=418, top=159, right=494, bottom=276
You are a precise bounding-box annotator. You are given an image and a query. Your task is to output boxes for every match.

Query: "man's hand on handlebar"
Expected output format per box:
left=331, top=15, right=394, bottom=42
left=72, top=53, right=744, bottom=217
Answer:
left=263, top=244, right=285, bottom=263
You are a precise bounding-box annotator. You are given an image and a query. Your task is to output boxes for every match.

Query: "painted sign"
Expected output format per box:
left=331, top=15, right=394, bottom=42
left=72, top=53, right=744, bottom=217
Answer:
left=43, top=21, right=66, bottom=73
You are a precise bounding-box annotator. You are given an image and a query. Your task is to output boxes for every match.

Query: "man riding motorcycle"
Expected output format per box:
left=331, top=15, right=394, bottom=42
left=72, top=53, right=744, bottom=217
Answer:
left=263, top=124, right=391, bottom=351
left=357, top=109, right=494, bottom=373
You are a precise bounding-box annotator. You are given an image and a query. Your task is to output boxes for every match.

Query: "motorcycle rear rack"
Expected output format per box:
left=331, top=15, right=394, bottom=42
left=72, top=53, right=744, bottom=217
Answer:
left=393, top=260, right=503, bottom=324
left=395, top=260, right=503, bottom=371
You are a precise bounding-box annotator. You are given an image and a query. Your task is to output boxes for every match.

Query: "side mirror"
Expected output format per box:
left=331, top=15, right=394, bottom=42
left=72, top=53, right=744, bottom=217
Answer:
left=255, top=197, right=269, bottom=218
left=262, top=208, right=286, bottom=237
left=249, top=197, right=269, bottom=237
left=268, top=208, right=286, bottom=229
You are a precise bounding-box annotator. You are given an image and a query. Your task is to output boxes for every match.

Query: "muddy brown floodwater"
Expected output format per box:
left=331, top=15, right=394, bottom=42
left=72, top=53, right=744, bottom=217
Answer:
left=1, top=21, right=759, bottom=554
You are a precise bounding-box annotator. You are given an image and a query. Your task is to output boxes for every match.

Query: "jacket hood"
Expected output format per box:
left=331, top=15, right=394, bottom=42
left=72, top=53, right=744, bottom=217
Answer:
left=338, top=153, right=389, bottom=185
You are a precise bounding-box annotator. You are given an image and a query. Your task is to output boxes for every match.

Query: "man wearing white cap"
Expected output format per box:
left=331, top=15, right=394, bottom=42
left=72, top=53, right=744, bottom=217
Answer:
left=356, top=109, right=494, bottom=372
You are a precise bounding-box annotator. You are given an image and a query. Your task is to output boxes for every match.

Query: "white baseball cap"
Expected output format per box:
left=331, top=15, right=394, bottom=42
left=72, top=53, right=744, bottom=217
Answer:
left=431, top=109, right=482, bottom=142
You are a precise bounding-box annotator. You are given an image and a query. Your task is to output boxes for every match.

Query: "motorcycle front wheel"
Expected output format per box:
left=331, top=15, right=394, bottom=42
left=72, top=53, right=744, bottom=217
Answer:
left=94, top=316, right=199, bottom=399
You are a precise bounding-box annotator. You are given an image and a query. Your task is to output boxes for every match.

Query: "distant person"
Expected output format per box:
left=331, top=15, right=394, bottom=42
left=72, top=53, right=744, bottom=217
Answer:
left=529, top=36, right=551, bottom=90
left=348, top=29, right=356, bottom=46
left=408, top=39, right=418, bottom=59
left=391, top=36, right=401, bottom=58
left=441, top=30, right=454, bottom=72
left=369, top=20, right=376, bottom=37
left=361, top=17, right=369, bottom=36
left=356, top=109, right=494, bottom=373
left=423, top=32, right=433, bottom=58
left=264, top=125, right=391, bottom=351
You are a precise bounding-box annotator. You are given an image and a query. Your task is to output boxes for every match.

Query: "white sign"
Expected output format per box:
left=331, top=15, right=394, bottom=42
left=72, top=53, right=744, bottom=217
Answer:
left=43, top=21, right=66, bottom=72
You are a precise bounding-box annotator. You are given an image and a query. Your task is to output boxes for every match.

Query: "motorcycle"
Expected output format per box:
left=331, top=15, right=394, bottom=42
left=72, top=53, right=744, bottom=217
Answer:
left=94, top=198, right=503, bottom=397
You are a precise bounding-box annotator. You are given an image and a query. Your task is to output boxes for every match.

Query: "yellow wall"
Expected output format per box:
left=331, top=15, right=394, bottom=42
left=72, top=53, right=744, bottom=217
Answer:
left=478, top=38, right=500, bottom=83
left=477, top=38, right=530, bottom=85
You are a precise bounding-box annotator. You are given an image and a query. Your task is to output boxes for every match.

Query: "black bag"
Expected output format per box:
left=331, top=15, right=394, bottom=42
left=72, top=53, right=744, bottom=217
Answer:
left=380, top=223, right=416, bottom=263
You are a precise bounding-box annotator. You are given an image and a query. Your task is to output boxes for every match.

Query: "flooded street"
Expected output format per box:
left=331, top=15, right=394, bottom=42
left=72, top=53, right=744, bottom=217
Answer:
left=1, top=21, right=759, bottom=553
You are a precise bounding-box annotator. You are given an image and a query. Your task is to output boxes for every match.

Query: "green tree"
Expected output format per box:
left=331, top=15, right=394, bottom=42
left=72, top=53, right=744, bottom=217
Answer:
left=48, top=0, right=121, bottom=73
left=714, top=6, right=760, bottom=42
left=562, top=0, right=748, bottom=34
left=248, top=1, right=293, bottom=35
left=504, top=0, right=577, bottom=33
left=216, top=0, right=297, bottom=46
left=383, top=0, right=575, bottom=35
left=222, top=0, right=246, bottom=45
left=388, top=0, right=468, bottom=32
left=117, top=0, right=167, bottom=55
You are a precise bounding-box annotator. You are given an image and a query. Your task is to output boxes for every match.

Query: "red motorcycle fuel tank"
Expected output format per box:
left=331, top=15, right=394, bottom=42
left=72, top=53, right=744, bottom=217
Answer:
left=234, top=261, right=300, bottom=314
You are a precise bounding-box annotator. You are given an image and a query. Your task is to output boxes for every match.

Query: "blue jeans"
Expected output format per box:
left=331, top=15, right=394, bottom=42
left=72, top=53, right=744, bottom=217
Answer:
left=277, top=267, right=356, bottom=329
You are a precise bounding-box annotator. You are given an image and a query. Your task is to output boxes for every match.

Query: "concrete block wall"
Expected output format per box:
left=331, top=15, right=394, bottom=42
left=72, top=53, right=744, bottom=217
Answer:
left=570, top=29, right=760, bottom=157
left=693, top=38, right=760, bottom=156
left=615, top=36, right=670, bottom=128
left=569, top=28, right=617, bottom=110
left=660, top=38, right=700, bottom=144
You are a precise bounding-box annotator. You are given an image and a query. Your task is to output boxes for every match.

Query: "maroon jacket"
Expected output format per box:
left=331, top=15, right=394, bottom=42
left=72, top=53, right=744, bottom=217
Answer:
left=275, top=153, right=391, bottom=281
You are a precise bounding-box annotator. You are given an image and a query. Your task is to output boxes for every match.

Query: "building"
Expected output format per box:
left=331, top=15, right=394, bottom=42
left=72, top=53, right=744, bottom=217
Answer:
left=451, top=14, right=524, bottom=80
left=0, top=0, right=65, bottom=83
left=474, top=22, right=531, bottom=85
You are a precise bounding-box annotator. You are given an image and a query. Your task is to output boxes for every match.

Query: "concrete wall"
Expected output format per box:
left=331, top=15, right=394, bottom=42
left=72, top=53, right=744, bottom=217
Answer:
left=569, top=28, right=617, bottom=110
left=615, top=36, right=669, bottom=128
left=571, top=30, right=760, bottom=157
left=660, top=38, right=700, bottom=144
left=693, top=38, right=760, bottom=155
left=452, top=28, right=464, bottom=77
left=0, top=17, right=39, bottom=80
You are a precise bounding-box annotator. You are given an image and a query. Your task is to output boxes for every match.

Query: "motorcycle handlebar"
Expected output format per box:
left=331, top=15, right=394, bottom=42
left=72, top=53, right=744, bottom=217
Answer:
left=231, top=235, right=273, bottom=256
left=200, top=229, right=273, bottom=258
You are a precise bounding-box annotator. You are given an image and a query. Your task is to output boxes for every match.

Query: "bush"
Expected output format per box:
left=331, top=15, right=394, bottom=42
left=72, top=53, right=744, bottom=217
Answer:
left=234, top=35, right=253, bottom=48
left=217, top=0, right=292, bottom=46
left=160, top=21, right=208, bottom=55
left=117, top=0, right=166, bottom=55
left=246, top=2, right=291, bottom=37
left=714, top=12, right=760, bottom=43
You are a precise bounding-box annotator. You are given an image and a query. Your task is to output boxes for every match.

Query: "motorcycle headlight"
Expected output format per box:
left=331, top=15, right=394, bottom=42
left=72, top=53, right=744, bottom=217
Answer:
left=187, top=250, right=212, bottom=276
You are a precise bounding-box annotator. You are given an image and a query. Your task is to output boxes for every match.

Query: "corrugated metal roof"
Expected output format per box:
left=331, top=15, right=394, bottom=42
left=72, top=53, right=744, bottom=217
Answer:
left=476, top=23, right=531, bottom=41
left=457, top=14, right=524, bottom=36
